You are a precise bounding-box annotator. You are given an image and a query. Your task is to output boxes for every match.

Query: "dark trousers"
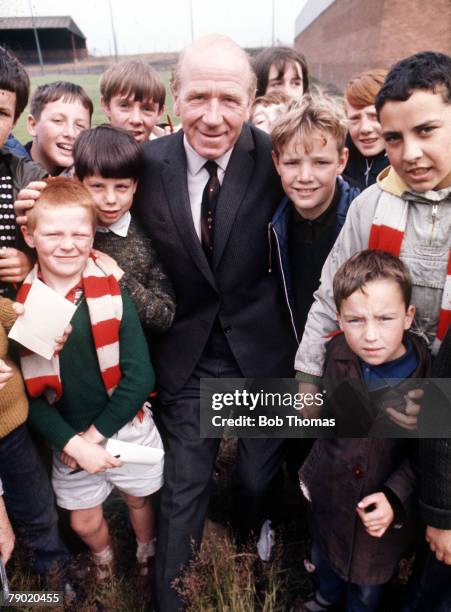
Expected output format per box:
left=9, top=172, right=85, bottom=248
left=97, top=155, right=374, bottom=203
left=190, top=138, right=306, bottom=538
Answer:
left=153, top=331, right=285, bottom=611
left=0, top=424, right=69, bottom=575
left=402, top=539, right=451, bottom=611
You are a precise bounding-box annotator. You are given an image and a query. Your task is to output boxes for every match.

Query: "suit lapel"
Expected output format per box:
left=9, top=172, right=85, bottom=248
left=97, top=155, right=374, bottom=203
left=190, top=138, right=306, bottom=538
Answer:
left=213, top=125, right=255, bottom=269
left=161, top=132, right=216, bottom=288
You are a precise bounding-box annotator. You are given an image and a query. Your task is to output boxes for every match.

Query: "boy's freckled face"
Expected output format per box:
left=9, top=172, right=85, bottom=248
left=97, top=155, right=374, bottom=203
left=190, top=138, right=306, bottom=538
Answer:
left=24, top=207, right=94, bottom=282
left=28, top=98, right=90, bottom=173
left=337, top=279, right=415, bottom=366
left=345, top=101, right=385, bottom=157
left=266, top=62, right=303, bottom=99
left=82, top=175, right=137, bottom=226
left=0, top=89, right=17, bottom=149
left=273, top=132, right=348, bottom=220
left=380, top=90, right=451, bottom=191
left=102, top=94, right=163, bottom=143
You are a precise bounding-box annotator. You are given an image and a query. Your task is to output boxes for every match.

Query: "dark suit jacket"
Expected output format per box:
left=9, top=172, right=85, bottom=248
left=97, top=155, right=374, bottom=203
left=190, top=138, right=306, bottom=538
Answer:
left=134, top=124, right=297, bottom=394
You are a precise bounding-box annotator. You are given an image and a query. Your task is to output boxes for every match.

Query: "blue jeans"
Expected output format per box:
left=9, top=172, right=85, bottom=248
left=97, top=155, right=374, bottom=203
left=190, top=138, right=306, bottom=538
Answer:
left=0, top=424, right=70, bottom=575
left=312, top=544, right=385, bottom=612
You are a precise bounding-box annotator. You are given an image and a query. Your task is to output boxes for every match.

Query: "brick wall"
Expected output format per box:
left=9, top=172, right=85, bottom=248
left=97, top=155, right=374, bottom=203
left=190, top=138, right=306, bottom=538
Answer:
left=295, top=0, right=451, bottom=91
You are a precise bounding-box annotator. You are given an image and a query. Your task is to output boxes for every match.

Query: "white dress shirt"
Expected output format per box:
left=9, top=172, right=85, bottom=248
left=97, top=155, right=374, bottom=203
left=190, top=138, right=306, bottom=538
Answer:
left=95, top=210, right=132, bottom=237
left=183, top=136, right=233, bottom=240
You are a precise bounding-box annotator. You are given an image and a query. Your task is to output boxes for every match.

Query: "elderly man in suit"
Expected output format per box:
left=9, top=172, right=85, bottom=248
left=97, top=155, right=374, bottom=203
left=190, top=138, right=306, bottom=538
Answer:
left=135, top=34, right=297, bottom=610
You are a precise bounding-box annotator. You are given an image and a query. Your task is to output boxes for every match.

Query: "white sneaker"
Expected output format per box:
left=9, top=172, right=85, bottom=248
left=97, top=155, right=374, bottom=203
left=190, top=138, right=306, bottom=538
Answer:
left=257, top=519, right=275, bottom=561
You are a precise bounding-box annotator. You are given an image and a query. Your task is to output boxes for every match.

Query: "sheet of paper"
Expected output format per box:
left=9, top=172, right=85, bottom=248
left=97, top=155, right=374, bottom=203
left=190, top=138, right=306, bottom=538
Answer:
left=105, top=438, right=164, bottom=465
left=8, top=279, right=77, bottom=360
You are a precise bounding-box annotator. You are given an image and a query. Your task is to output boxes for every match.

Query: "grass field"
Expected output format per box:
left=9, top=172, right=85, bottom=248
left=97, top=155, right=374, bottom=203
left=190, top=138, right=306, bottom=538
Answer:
left=12, top=70, right=174, bottom=144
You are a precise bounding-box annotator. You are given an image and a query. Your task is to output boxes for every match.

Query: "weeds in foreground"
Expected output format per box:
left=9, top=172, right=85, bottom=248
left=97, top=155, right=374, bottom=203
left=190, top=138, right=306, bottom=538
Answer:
left=174, top=525, right=293, bottom=612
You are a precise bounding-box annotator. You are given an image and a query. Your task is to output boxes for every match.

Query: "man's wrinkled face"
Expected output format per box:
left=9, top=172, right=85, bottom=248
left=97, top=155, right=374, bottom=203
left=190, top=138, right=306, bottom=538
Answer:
left=173, top=46, right=253, bottom=159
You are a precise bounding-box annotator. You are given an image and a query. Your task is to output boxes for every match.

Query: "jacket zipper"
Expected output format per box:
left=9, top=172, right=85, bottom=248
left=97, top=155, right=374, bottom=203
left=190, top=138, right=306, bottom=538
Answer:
left=269, top=223, right=299, bottom=343
left=429, top=203, right=439, bottom=246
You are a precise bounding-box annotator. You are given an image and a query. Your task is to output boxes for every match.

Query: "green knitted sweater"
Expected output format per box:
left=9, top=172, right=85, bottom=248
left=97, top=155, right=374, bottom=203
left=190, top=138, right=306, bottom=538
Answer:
left=28, top=290, right=154, bottom=451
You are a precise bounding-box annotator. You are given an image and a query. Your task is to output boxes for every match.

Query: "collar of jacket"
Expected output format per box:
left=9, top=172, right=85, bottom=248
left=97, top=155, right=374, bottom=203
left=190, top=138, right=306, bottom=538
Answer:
left=377, top=166, right=451, bottom=203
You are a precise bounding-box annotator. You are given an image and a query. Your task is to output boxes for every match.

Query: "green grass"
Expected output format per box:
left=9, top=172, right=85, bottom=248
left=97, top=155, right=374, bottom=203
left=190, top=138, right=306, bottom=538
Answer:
left=12, top=70, right=174, bottom=144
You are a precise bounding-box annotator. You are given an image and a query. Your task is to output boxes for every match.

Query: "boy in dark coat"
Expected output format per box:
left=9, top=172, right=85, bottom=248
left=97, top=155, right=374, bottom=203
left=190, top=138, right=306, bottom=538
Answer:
left=299, top=250, right=426, bottom=612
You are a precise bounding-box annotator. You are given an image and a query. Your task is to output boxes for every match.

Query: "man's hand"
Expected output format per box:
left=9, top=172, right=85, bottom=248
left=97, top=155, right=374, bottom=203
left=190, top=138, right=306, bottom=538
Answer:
left=0, top=359, right=13, bottom=391
left=63, top=435, right=121, bottom=474
left=385, top=388, right=424, bottom=431
left=426, top=526, right=451, bottom=565
left=91, top=250, right=124, bottom=281
left=0, top=496, right=15, bottom=565
left=14, top=180, right=47, bottom=226
left=356, top=492, right=394, bottom=538
left=0, top=248, right=33, bottom=283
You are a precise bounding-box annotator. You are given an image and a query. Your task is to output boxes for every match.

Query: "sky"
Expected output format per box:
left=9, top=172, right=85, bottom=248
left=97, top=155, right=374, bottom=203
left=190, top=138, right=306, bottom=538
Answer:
left=1, top=0, right=307, bottom=56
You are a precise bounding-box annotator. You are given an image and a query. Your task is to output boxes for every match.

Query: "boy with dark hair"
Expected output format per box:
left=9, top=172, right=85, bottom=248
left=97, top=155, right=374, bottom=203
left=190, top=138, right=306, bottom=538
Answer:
left=0, top=46, right=47, bottom=298
left=100, top=59, right=166, bottom=142
left=26, top=81, right=93, bottom=175
left=295, top=51, right=451, bottom=405
left=299, top=249, right=424, bottom=612
left=73, top=124, right=175, bottom=333
left=20, top=176, right=164, bottom=581
left=253, top=46, right=309, bottom=99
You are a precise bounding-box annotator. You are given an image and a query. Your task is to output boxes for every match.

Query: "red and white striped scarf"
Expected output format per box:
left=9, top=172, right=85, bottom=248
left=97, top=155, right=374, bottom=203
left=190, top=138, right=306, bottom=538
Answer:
left=369, top=194, right=451, bottom=353
left=17, top=255, right=123, bottom=404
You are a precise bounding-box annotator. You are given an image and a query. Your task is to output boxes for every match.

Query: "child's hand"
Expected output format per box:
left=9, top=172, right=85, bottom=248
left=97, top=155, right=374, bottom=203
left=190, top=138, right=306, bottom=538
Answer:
left=63, top=435, right=122, bottom=474
left=426, top=525, right=451, bottom=565
left=53, top=324, right=72, bottom=355
left=92, top=250, right=124, bottom=281
left=385, top=388, right=423, bottom=431
left=14, top=180, right=47, bottom=225
left=356, top=492, right=394, bottom=538
left=0, top=359, right=13, bottom=390
left=0, top=248, right=33, bottom=283
left=80, top=424, right=105, bottom=445
left=0, top=496, right=15, bottom=565
left=59, top=451, right=78, bottom=469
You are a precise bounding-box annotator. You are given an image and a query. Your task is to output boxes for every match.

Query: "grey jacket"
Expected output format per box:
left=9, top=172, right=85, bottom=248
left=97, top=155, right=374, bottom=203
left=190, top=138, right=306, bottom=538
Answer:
left=295, top=167, right=451, bottom=378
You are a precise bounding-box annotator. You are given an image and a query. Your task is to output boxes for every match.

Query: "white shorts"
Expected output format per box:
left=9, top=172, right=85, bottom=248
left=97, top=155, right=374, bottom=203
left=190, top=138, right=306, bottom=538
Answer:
left=52, top=404, right=164, bottom=510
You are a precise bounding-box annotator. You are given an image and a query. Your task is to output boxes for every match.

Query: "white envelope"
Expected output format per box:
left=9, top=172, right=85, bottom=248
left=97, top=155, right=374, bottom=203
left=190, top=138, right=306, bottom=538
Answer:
left=105, top=438, right=164, bottom=465
left=8, top=279, right=77, bottom=360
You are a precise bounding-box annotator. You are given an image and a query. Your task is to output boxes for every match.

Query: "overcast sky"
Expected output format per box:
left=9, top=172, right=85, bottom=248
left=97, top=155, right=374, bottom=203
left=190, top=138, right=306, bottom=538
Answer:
left=1, top=0, right=307, bottom=55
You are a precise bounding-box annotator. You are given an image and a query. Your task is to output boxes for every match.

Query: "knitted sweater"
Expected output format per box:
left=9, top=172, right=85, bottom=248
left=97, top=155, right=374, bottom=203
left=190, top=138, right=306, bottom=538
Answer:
left=0, top=298, right=28, bottom=438
left=94, top=216, right=175, bottom=334
left=28, top=290, right=154, bottom=451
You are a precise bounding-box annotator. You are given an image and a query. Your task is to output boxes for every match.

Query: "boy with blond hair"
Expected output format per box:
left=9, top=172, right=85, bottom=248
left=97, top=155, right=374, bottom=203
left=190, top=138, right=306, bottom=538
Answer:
left=250, top=90, right=290, bottom=134
left=100, top=59, right=166, bottom=142
left=19, top=177, right=163, bottom=581
left=271, top=93, right=360, bottom=340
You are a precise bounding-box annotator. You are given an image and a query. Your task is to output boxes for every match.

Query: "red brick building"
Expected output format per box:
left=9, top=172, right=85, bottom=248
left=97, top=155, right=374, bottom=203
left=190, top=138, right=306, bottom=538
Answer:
left=294, top=0, right=451, bottom=90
